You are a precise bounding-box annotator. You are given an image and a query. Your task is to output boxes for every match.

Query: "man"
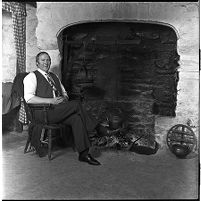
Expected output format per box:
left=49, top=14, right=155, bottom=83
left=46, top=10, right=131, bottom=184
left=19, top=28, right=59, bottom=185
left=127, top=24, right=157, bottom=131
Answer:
left=23, top=52, right=106, bottom=165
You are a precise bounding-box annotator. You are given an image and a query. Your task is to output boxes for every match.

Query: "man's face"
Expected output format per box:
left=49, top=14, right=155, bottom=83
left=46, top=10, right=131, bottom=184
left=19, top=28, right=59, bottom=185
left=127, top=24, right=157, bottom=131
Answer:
left=36, top=53, right=51, bottom=73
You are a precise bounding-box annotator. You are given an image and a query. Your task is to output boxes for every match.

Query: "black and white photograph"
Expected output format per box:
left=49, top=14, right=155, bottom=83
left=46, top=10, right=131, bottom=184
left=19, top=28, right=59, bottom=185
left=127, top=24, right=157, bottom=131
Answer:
left=1, top=1, right=199, bottom=200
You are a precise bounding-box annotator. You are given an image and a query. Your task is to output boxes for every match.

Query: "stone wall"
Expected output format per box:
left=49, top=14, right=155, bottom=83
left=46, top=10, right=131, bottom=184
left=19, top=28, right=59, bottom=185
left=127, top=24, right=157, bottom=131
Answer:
left=24, top=2, right=199, bottom=147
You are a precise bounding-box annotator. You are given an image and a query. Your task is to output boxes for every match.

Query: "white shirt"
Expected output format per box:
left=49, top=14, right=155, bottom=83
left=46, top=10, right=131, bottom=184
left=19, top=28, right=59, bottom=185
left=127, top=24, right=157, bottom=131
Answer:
left=23, top=68, right=68, bottom=102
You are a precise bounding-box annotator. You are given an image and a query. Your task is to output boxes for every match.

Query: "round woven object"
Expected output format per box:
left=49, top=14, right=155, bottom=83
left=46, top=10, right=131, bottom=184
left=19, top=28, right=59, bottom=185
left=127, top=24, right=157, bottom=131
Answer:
left=166, top=124, right=196, bottom=156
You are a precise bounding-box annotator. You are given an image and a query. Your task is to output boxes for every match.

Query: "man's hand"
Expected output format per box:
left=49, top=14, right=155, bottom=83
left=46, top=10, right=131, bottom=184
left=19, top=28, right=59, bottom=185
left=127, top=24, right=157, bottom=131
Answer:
left=51, top=96, right=67, bottom=104
left=63, top=95, right=69, bottom=102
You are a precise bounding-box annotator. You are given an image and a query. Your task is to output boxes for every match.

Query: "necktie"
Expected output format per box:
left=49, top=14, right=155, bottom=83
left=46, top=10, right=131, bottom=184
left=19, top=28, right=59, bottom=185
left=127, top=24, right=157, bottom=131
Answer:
left=46, top=73, right=61, bottom=97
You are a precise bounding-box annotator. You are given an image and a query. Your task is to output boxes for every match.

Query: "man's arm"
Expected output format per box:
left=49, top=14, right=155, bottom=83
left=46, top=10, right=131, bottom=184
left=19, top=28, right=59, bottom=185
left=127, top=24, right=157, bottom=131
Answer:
left=28, top=96, right=65, bottom=104
left=26, top=96, right=54, bottom=104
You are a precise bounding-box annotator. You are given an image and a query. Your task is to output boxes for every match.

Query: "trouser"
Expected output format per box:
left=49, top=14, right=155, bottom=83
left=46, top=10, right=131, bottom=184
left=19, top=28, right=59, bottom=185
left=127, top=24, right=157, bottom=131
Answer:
left=34, top=100, right=98, bottom=153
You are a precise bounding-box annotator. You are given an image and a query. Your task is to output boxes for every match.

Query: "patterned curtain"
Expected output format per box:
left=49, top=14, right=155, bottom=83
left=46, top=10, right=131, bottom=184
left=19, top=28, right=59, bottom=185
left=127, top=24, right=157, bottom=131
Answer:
left=2, top=1, right=27, bottom=73
left=3, top=2, right=28, bottom=125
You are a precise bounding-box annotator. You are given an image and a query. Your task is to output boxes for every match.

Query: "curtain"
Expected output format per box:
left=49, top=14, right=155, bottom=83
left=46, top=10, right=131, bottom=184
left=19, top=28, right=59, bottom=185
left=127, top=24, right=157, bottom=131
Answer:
left=2, top=1, right=27, bottom=73
left=3, top=2, right=27, bottom=124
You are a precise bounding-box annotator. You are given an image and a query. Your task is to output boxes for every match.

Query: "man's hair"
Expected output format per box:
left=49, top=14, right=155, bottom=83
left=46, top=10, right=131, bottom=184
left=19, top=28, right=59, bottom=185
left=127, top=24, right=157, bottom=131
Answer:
left=36, top=51, right=51, bottom=63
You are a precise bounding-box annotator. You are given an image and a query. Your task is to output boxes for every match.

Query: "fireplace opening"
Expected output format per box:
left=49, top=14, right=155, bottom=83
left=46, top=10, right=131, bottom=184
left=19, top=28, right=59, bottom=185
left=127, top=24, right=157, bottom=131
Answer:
left=58, top=21, right=180, bottom=138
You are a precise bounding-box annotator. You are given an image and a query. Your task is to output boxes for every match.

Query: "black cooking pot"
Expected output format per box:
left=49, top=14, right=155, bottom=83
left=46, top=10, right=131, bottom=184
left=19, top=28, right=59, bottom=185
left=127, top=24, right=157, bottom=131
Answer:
left=108, top=115, right=122, bottom=130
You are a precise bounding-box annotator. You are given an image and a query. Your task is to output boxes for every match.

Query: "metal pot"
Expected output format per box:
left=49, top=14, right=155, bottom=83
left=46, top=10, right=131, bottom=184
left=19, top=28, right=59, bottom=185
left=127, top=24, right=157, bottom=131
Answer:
left=171, top=144, right=191, bottom=158
left=109, top=115, right=122, bottom=130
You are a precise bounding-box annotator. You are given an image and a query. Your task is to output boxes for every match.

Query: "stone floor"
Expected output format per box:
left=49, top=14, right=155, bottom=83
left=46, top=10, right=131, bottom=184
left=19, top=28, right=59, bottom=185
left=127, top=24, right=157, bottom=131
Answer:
left=1, top=129, right=199, bottom=200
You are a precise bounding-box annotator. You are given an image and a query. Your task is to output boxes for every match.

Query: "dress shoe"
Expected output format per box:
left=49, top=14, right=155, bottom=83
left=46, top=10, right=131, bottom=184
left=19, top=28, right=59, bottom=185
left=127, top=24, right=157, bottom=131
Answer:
left=79, top=154, right=101, bottom=165
left=88, top=154, right=101, bottom=165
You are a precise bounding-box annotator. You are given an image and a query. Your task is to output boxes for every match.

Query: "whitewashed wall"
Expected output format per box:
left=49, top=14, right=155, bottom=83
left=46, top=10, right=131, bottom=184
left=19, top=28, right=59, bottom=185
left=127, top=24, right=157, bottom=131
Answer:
left=2, top=11, right=17, bottom=82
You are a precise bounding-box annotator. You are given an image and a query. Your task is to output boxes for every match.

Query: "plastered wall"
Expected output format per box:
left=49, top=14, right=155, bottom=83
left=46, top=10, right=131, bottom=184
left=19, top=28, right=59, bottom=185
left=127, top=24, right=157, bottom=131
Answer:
left=2, top=11, right=16, bottom=82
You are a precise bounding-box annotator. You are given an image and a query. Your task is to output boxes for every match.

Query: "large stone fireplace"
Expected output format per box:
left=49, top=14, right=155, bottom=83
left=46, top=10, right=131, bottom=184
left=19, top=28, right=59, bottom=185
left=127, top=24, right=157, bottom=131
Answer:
left=57, top=21, right=179, bottom=138
left=23, top=2, right=199, bottom=147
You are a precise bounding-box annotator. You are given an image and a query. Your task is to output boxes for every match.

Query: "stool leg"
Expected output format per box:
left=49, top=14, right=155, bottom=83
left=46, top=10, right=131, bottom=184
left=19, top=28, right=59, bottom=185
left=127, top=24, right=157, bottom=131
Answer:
left=40, top=128, right=46, bottom=142
left=48, top=129, right=52, bottom=160
left=24, top=134, right=31, bottom=153
left=24, top=125, right=32, bottom=153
